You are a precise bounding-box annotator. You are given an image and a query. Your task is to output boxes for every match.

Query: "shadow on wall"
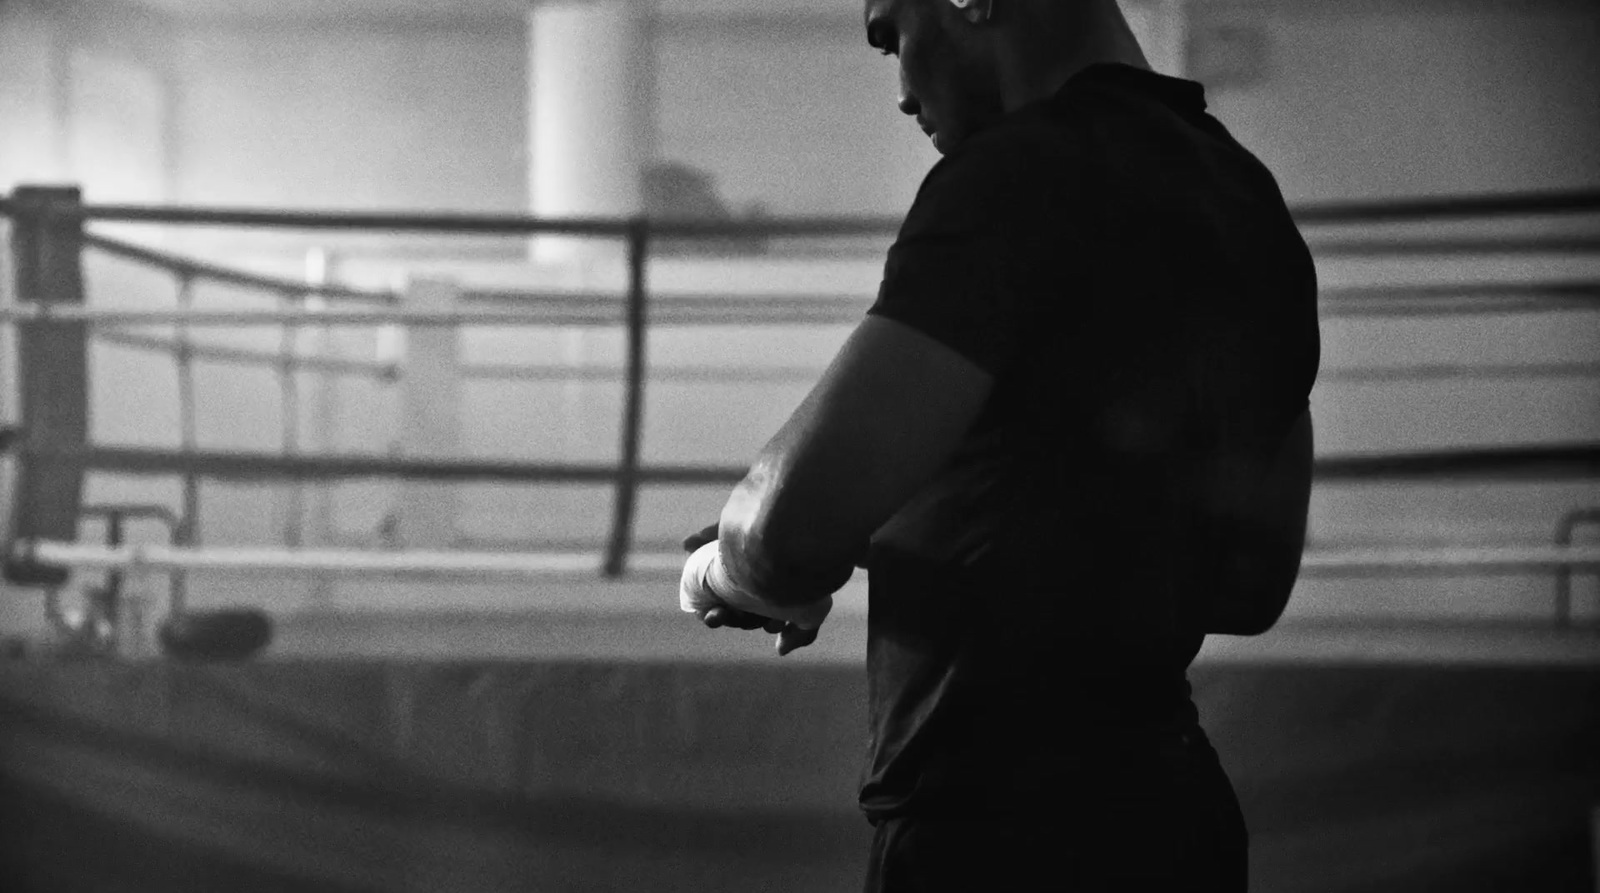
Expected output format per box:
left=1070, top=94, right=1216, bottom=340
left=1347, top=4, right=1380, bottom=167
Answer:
left=643, top=162, right=769, bottom=257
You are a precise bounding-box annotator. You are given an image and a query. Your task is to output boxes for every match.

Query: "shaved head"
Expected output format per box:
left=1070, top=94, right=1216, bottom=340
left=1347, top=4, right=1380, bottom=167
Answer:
left=864, top=0, right=1148, bottom=153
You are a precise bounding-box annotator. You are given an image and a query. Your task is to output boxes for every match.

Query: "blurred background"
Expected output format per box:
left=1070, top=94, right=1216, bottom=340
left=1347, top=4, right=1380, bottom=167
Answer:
left=5, top=0, right=1598, bottom=210
left=0, top=0, right=1597, bottom=891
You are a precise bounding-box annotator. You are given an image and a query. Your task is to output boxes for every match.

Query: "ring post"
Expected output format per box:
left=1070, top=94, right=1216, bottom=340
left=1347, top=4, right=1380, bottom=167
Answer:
left=394, top=277, right=462, bottom=549
left=604, top=220, right=649, bottom=577
left=3, top=186, right=88, bottom=586
left=173, top=273, right=198, bottom=616
left=1553, top=508, right=1600, bottom=630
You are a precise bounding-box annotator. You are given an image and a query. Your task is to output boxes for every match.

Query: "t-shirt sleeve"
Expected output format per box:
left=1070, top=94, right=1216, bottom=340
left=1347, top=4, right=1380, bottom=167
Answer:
left=866, top=135, right=1064, bottom=377
left=869, top=230, right=1016, bottom=375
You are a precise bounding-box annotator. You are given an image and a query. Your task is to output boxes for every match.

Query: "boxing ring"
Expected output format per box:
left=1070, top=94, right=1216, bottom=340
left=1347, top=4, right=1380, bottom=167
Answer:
left=0, top=185, right=1598, bottom=891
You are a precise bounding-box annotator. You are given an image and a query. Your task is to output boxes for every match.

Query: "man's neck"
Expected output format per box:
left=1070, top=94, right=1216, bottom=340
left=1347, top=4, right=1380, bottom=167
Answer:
left=994, top=21, right=1153, bottom=113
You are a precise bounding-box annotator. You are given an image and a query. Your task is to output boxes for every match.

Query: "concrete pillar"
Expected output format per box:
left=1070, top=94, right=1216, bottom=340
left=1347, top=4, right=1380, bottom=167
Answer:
left=526, top=0, right=651, bottom=463
left=300, top=248, right=339, bottom=553
left=394, top=278, right=462, bottom=549
left=527, top=0, right=651, bottom=269
left=300, top=249, right=341, bottom=604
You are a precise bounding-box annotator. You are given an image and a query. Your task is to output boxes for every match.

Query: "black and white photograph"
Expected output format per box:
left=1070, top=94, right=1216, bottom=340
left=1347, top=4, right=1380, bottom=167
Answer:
left=0, top=0, right=1596, bottom=890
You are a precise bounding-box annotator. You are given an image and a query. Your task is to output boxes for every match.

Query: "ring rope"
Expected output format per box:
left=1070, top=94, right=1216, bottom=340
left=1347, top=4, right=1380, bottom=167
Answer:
left=0, top=301, right=873, bottom=328
left=0, top=305, right=618, bottom=327
left=5, top=442, right=1597, bottom=485
left=21, top=540, right=688, bottom=578
left=1286, top=188, right=1600, bottom=224
left=95, top=329, right=829, bottom=383
left=16, top=540, right=1600, bottom=580
left=8, top=186, right=1596, bottom=230
left=1297, top=544, right=1600, bottom=574
left=97, top=330, right=401, bottom=380
left=1322, top=362, right=1600, bottom=383
left=82, top=233, right=399, bottom=304
left=85, top=329, right=1600, bottom=386
left=1305, top=236, right=1600, bottom=257
left=1, top=283, right=1594, bottom=331
left=15, top=443, right=741, bottom=484
left=1324, top=281, right=1600, bottom=300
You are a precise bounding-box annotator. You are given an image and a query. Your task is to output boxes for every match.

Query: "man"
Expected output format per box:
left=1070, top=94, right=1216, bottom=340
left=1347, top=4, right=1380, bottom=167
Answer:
left=680, top=0, right=1319, bottom=888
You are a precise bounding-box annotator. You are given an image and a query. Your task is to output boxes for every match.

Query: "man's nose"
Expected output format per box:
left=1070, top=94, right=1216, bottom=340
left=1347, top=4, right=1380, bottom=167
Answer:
left=896, top=67, right=919, bottom=117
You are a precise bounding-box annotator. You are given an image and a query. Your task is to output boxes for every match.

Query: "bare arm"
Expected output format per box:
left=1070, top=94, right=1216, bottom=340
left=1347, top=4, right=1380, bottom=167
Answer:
left=716, top=316, right=994, bottom=609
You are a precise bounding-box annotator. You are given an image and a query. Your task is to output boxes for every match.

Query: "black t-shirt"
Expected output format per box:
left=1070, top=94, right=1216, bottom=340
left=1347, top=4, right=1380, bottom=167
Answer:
left=858, top=64, right=1320, bottom=821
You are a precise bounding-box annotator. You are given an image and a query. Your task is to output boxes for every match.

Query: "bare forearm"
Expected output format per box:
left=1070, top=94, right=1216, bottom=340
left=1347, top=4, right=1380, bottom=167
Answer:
left=716, top=471, right=857, bottom=611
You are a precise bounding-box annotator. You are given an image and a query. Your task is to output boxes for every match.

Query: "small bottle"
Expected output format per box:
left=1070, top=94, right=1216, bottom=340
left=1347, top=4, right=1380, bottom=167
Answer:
left=116, top=571, right=158, bottom=660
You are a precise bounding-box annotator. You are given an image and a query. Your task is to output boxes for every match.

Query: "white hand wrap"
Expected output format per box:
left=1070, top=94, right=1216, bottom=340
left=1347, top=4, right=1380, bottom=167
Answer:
left=678, top=540, right=832, bottom=629
left=679, top=540, right=737, bottom=616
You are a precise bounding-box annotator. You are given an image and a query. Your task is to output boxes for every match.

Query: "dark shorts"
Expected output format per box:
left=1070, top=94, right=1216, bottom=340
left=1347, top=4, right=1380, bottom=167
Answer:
left=863, top=731, right=1248, bottom=892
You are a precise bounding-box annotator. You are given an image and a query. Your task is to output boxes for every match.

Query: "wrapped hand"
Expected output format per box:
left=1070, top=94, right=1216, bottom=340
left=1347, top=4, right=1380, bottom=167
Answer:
left=678, top=531, right=830, bottom=655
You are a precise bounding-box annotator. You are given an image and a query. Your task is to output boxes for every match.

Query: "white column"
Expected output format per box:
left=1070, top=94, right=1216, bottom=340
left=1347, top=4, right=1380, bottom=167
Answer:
left=301, top=248, right=339, bottom=554
left=1120, top=0, right=1189, bottom=79
left=394, top=278, right=463, bottom=549
left=527, top=0, right=650, bottom=270
left=527, top=0, right=650, bottom=463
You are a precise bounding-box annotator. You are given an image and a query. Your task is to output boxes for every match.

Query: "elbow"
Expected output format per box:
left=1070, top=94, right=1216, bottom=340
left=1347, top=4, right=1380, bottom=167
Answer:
left=718, top=492, right=855, bottom=609
left=1209, top=593, right=1292, bottom=637
left=1204, top=510, right=1309, bottom=636
left=1204, top=550, right=1303, bottom=636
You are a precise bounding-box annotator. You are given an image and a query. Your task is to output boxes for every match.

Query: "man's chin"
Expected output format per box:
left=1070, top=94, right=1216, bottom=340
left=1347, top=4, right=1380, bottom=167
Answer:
left=929, top=126, right=975, bottom=155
